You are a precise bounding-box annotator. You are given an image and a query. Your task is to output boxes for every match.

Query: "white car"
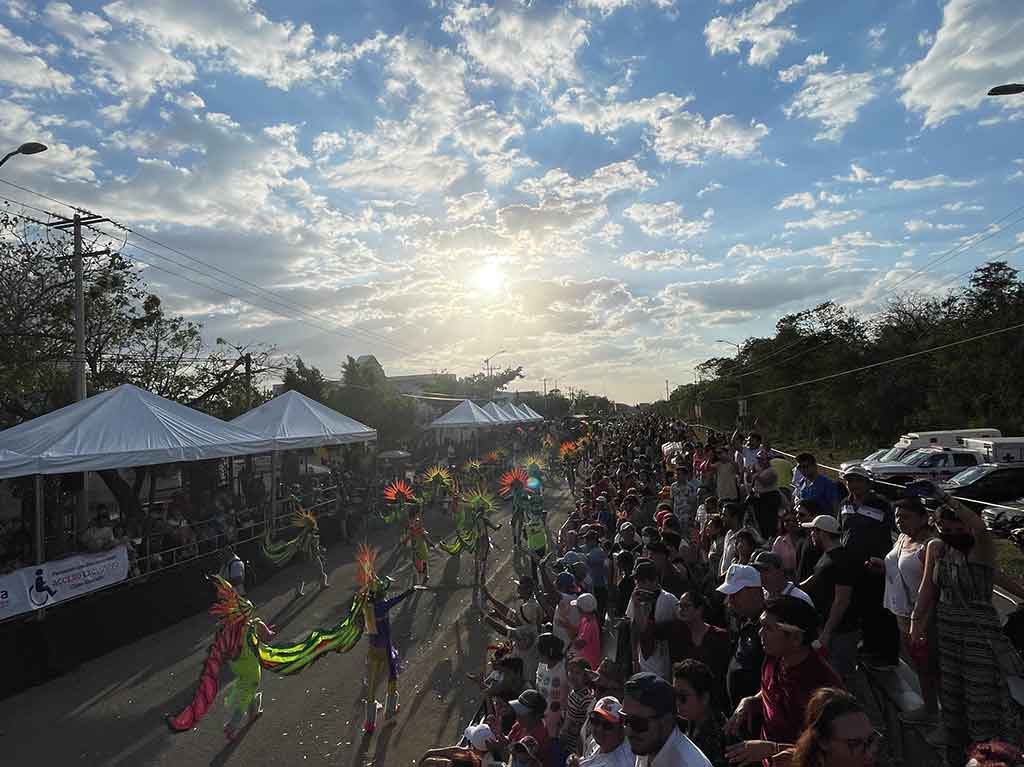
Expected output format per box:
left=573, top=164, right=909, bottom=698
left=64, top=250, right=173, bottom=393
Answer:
left=981, top=499, right=1024, bottom=534
left=839, top=449, right=887, bottom=473
left=868, top=447, right=984, bottom=485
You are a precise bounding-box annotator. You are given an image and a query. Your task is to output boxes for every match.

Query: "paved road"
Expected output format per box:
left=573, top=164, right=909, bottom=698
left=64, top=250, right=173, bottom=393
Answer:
left=0, top=482, right=571, bottom=767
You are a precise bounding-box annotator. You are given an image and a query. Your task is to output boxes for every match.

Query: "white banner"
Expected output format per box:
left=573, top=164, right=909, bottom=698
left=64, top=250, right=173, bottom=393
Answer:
left=0, top=545, right=129, bottom=620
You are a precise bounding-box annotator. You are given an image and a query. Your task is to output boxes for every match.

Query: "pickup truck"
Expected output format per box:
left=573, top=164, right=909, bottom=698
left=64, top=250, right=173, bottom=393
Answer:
left=867, top=447, right=984, bottom=487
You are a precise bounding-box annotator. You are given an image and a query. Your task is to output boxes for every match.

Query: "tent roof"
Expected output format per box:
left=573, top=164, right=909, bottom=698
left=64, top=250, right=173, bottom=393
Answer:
left=429, top=400, right=496, bottom=429
left=230, top=390, right=376, bottom=448
left=481, top=402, right=515, bottom=424
left=0, top=449, right=33, bottom=478
left=0, top=384, right=273, bottom=479
left=506, top=403, right=535, bottom=422
left=519, top=403, right=544, bottom=421
left=494, top=402, right=525, bottom=423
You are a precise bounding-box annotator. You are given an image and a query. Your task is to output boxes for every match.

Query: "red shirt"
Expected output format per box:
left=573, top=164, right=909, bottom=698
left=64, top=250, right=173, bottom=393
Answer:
left=508, top=719, right=552, bottom=767
left=760, top=650, right=843, bottom=743
left=575, top=613, right=602, bottom=669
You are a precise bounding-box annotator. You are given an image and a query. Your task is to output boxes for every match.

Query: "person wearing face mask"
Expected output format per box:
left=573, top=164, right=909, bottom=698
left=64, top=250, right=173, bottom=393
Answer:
left=911, top=490, right=1024, bottom=764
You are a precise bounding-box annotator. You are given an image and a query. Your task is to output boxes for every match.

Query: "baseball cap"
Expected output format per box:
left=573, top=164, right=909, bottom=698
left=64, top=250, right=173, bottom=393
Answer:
left=716, top=564, right=762, bottom=595
left=464, top=723, right=495, bottom=751
left=800, top=514, right=841, bottom=535
left=623, top=672, right=675, bottom=716
left=511, top=736, right=541, bottom=759
left=619, top=521, right=634, bottom=532
left=841, top=465, right=871, bottom=480
left=556, top=571, right=579, bottom=593
left=510, top=689, right=547, bottom=717
left=633, top=559, right=658, bottom=582
left=572, top=593, right=597, bottom=613
left=765, top=594, right=820, bottom=640
left=591, top=695, right=624, bottom=724
left=751, top=551, right=784, bottom=571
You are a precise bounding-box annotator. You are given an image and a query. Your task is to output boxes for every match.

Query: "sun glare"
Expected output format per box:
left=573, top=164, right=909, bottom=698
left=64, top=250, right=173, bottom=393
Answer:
left=471, top=261, right=503, bottom=296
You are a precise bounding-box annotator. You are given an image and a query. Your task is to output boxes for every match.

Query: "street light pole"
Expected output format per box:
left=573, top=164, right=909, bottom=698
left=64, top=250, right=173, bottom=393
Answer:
left=0, top=141, right=48, bottom=169
left=988, top=84, right=1024, bottom=96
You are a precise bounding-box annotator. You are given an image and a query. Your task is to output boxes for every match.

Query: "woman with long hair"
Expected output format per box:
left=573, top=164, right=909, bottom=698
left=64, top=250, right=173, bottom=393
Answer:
left=789, top=687, right=879, bottom=767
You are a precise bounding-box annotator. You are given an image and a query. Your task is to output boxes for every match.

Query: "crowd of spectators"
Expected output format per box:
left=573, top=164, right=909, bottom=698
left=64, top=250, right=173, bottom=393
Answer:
left=423, top=415, right=1024, bottom=767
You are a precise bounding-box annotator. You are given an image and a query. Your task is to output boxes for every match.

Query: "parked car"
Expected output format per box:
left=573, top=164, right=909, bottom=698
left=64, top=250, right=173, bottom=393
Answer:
left=869, top=447, right=984, bottom=488
left=981, top=498, right=1024, bottom=535
left=839, top=449, right=887, bottom=473
left=942, top=464, right=1024, bottom=509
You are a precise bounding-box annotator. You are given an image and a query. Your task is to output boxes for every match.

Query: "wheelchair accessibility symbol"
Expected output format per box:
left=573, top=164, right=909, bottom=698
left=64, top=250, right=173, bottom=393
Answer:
left=28, top=569, right=58, bottom=607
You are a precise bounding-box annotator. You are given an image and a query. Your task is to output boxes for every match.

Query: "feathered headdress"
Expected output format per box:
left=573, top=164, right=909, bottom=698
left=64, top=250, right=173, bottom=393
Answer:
left=499, top=468, right=529, bottom=498
left=290, top=505, right=319, bottom=532
left=383, top=479, right=417, bottom=504
left=355, top=543, right=380, bottom=594
left=483, top=450, right=500, bottom=465
left=559, top=440, right=580, bottom=460
left=463, top=458, right=483, bottom=474
left=422, top=465, right=453, bottom=490
left=462, top=486, right=497, bottom=515
left=524, top=454, right=546, bottom=473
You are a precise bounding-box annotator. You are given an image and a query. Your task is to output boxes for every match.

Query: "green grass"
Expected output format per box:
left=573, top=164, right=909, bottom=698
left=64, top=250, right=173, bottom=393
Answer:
left=995, top=538, right=1024, bottom=582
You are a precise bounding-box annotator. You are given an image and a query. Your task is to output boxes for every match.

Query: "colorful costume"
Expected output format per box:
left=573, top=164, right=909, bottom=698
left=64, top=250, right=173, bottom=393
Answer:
left=259, top=504, right=324, bottom=573
left=381, top=479, right=418, bottom=525
left=169, top=576, right=275, bottom=740
left=421, top=465, right=454, bottom=509
left=401, top=513, right=433, bottom=583
left=499, top=468, right=530, bottom=549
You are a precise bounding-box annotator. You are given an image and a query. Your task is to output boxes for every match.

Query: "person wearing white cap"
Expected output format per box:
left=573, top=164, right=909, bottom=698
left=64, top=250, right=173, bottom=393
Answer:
left=418, top=722, right=502, bottom=766
left=568, top=696, right=635, bottom=767
left=717, top=564, right=765, bottom=708
left=798, top=514, right=859, bottom=679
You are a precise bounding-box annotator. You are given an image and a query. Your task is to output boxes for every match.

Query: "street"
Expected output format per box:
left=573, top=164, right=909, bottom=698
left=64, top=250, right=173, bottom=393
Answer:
left=0, top=482, right=570, bottom=767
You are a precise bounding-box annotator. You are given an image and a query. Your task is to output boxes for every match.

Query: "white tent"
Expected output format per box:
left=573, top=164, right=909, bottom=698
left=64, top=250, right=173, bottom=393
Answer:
left=507, top=403, right=536, bottom=423
left=231, top=390, right=376, bottom=448
left=519, top=403, right=545, bottom=421
left=0, top=384, right=273, bottom=480
left=0, top=449, right=33, bottom=478
left=495, top=402, right=526, bottom=423
left=429, top=400, right=496, bottom=429
left=481, top=402, right=515, bottom=425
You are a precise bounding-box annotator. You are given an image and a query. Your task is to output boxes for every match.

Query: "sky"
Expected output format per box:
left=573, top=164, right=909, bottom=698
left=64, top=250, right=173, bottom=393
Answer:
left=1, top=0, right=1023, bottom=405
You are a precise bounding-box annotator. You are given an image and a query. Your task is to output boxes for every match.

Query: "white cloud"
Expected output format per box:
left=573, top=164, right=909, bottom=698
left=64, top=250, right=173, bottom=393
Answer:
left=775, top=191, right=816, bottom=210
left=0, top=22, right=74, bottom=92
left=652, top=111, right=769, bottom=165
left=704, top=0, right=801, bottom=67
left=443, top=1, right=588, bottom=90
left=942, top=201, right=983, bottom=212
left=619, top=249, right=706, bottom=271
left=900, top=0, right=1024, bottom=127
left=574, top=0, right=675, bottom=14
left=623, top=202, right=712, bottom=240
left=518, top=160, right=655, bottom=201
left=904, top=219, right=966, bottom=233
left=890, top=174, right=978, bottom=191
left=550, top=88, right=689, bottom=134
left=784, top=209, right=862, bottom=230
left=0, top=101, right=98, bottom=181
left=446, top=192, right=494, bottom=222
left=777, top=51, right=827, bottom=83
left=164, top=91, right=205, bottom=111
left=917, top=30, right=934, bottom=48
left=697, top=182, right=723, bottom=198
left=867, top=24, right=886, bottom=51
left=783, top=68, right=879, bottom=141
left=833, top=163, right=885, bottom=184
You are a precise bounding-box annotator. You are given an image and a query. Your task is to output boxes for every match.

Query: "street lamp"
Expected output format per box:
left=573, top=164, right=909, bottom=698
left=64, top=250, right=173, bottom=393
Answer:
left=483, top=348, right=507, bottom=378
left=0, top=141, right=48, bottom=169
left=988, top=84, right=1024, bottom=97
left=715, top=338, right=741, bottom=350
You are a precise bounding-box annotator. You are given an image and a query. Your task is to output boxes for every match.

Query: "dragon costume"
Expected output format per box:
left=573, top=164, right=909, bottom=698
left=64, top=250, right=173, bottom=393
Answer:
left=259, top=505, right=328, bottom=595
left=169, top=576, right=275, bottom=740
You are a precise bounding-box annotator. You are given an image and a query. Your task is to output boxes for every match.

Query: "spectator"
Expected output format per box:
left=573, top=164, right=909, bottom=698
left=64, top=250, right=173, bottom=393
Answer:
left=80, top=508, right=115, bottom=552
left=748, top=468, right=785, bottom=540
left=560, top=657, right=594, bottom=757
left=718, top=502, right=745, bottom=578
left=570, top=696, right=634, bottom=766
left=510, top=735, right=545, bottom=767
left=612, top=550, right=636, bottom=624
left=731, top=528, right=759, bottom=568
left=795, top=454, right=838, bottom=515
left=419, top=723, right=504, bottom=766
left=716, top=564, right=765, bottom=709
left=625, top=560, right=676, bottom=679
left=799, top=515, right=859, bottom=680
left=710, top=447, right=740, bottom=502
left=752, top=551, right=814, bottom=607
left=788, top=687, right=879, bottom=767
left=572, top=594, right=602, bottom=670
left=965, top=741, right=1024, bottom=767
left=583, top=528, right=609, bottom=626
left=535, top=633, right=568, bottom=739
left=865, top=495, right=938, bottom=723
left=726, top=596, right=842, bottom=763
left=621, top=671, right=711, bottom=766
left=484, top=575, right=545, bottom=635
left=220, top=546, right=246, bottom=595
left=673, top=660, right=727, bottom=767
left=644, top=540, right=689, bottom=598
left=838, top=466, right=898, bottom=669
left=912, top=496, right=1024, bottom=762
left=550, top=570, right=581, bottom=648
left=653, top=591, right=730, bottom=706
left=772, top=509, right=803, bottom=577
left=670, top=461, right=697, bottom=536
left=506, top=690, right=551, bottom=760
left=793, top=499, right=823, bottom=583
left=586, top=658, right=626, bottom=702
left=695, top=496, right=719, bottom=534
left=611, top=522, right=642, bottom=558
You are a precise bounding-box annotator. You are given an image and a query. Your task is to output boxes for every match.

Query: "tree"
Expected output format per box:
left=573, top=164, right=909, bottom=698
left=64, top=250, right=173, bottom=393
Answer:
left=283, top=357, right=327, bottom=401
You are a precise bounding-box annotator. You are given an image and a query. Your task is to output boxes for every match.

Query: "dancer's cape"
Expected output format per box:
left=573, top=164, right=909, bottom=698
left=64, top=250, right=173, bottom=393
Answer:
left=258, top=506, right=320, bottom=568
left=255, top=590, right=368, bottom=675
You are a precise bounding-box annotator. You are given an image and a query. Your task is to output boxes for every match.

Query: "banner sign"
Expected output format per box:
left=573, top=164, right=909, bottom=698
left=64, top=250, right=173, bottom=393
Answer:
left=0, top=545, right=129, bottom=620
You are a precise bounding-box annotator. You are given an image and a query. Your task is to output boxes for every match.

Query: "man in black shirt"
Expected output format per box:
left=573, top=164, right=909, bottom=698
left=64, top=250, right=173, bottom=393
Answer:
left=716, top=564, right=765, bottom=710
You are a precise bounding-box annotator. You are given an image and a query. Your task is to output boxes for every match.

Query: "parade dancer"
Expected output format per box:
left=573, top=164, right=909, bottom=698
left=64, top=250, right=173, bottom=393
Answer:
left=357, top=545, right=426, bottom=733
left=169, top=576, right=275, bottom=740
left=499, top=468, right=530, bottom=550
left=400, top=506, right=436, bottom=584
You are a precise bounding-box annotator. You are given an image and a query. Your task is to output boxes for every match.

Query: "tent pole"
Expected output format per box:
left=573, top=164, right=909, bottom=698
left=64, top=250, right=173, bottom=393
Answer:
left=34, top=474, right=44, bottom=564
left=270, top=450, right=279, bottom=531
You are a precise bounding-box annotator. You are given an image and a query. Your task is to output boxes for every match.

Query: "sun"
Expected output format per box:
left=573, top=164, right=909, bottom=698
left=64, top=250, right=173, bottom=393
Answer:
left=470, top=260, right=503, bottom=296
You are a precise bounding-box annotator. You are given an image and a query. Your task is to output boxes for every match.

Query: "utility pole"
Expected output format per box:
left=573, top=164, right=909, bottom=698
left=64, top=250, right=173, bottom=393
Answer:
left=48, top=212, right=110, bottom=536
left=244, top=353, right=253, bottom=408
left=542, top=378, right=547, bottom=397
left=665, top=379, right=670, bottom=400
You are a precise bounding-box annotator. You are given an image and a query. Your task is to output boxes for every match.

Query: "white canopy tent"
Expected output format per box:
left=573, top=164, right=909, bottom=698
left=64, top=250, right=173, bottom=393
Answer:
left=0, top=384, right=273, bottom=481
left=429, top=399, right=497, bottom=429
left=519, top=404, right=545, bottom=421
left=506, top=403, right=536, bottom=423
left=495, top=402, right=525, bottom=423
left=481, top=402, right=515, bottom=425
left=230, top=390, right=376, bottom=448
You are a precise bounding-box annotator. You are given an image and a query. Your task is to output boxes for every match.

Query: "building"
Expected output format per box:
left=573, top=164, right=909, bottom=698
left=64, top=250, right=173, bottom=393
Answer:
left=389, top=372, right=456, bottom=395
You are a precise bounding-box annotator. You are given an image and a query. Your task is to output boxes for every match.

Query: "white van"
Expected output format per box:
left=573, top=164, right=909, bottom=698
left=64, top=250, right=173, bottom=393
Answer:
left=863, top=428, right=1002, bottom=467
left=960, top=437, right=1024, bottom=465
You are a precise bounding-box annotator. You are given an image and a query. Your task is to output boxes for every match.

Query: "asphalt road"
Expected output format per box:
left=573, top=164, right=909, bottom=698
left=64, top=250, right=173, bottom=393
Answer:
left=0, top=482, right=571, bottom=767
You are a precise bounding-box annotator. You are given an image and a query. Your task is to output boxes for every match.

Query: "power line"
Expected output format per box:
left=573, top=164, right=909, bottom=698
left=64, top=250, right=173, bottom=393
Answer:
left=708, top=319, right=1024, bottom=402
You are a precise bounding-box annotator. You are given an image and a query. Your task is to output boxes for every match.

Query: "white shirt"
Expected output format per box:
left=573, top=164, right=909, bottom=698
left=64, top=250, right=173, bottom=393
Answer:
left=625, top=589, right=677, bottom=625
left=719, top=529, right=738, bottom=578
left=636, top=727, right=712, bottom=767
left=580, top=736, right=635, bottom=766
left=765, top=581, right=815, bottom=608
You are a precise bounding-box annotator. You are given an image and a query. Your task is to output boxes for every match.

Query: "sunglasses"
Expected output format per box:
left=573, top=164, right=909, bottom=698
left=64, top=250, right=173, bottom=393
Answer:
left=588, top=715, right=617, bottom=731
left=837, top=730, right=883, bottom=755
left=620, top=712, right=656, bottom=733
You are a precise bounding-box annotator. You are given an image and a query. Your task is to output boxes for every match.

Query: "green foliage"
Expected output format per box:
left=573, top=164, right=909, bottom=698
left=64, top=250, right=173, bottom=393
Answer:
left=670, top=263, right=1024, bottom=448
